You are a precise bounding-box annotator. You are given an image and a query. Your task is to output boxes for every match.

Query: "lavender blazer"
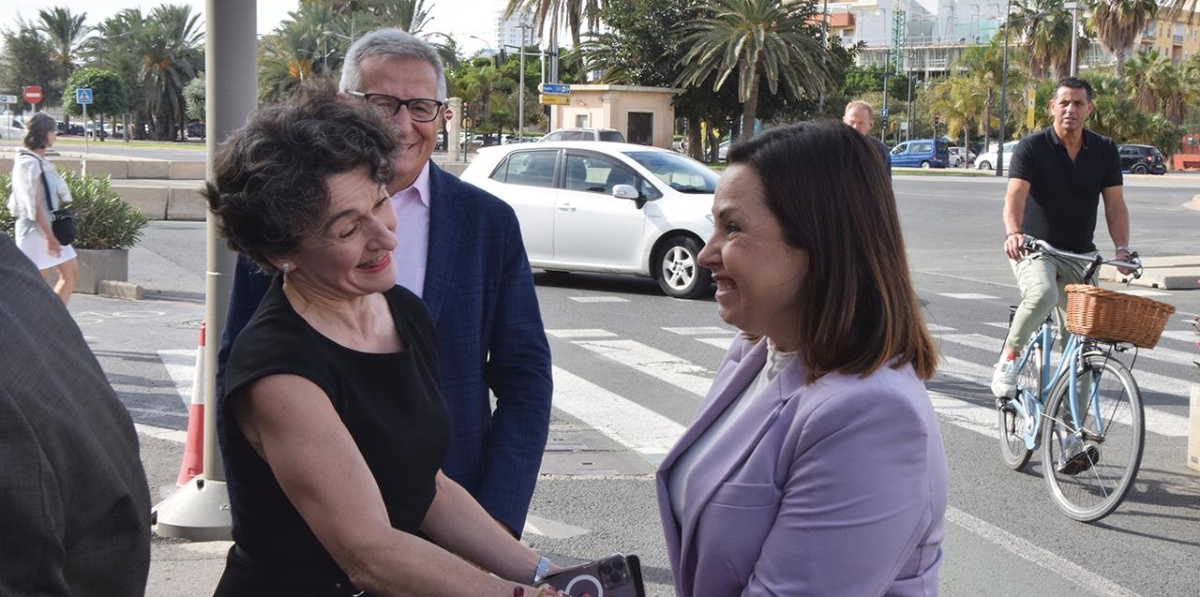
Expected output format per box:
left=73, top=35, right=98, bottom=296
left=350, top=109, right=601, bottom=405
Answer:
left=656, top=336, right=948, bottom=597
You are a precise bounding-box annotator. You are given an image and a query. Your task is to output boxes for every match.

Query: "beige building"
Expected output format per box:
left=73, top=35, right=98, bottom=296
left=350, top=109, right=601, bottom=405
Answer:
left=546, top=84, right=679, bottom=149
left=1138, top=9, right=1200, bottom=64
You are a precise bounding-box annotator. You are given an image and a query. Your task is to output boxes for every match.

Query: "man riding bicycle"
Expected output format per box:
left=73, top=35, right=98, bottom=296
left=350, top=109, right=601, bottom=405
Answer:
left=991, top=76, right=1135, bottom=399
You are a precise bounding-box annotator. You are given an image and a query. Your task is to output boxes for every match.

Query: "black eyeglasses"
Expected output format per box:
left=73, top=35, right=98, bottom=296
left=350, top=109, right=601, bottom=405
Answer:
left=346, top=91, right=444, bottom=122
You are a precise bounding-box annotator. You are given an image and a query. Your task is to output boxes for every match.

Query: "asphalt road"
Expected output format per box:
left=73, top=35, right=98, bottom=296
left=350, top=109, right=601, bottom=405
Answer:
left=65, top=174, right=1200, bottom=596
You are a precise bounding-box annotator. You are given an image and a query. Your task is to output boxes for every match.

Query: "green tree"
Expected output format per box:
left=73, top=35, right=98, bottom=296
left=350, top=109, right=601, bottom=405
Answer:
left=86, top=10, right=151, bottom=138
left=0, top=21, right=61, bottom=111
left=36, top=7, right=90, bottom=76
left=62, top=69, right=128, bottom=133
left=675, top=0, right=836, bottom=140
left=184, top=73, right=205, bottom=122
left=504, top=0, right=604, bottom=75
left=141, top=4, right=204, bottom=141
left=1090, top=0, right=1157, bottom=77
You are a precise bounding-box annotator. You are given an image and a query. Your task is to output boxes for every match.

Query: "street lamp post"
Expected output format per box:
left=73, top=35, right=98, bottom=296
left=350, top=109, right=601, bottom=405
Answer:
left=996, top=0, right=1013, bottom=176
left=1065, top=1, right=1080, bottom=76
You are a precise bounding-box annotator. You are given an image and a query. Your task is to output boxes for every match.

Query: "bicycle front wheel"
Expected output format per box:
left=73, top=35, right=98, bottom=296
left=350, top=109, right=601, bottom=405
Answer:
left=1040, top=354, right=1144, bottom=522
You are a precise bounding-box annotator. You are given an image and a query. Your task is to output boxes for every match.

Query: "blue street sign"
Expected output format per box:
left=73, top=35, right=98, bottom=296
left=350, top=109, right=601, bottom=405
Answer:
left=75, top=88, right=93, bottom=105
left=880, top=108, right=888, bottom=118
left=541, top=83, right=570, bottom=95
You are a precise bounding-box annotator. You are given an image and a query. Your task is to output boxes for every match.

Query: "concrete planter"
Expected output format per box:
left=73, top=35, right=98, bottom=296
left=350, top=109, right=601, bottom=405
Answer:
left=75, top=248, right=129, bottom=294
left=1190, top=385, right=1200, bottom=473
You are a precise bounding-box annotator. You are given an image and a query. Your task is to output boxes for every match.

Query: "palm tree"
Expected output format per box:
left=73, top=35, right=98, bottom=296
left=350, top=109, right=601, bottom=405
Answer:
left=141, top=5, right=205, bottom=140
left=37, top=7, right=90, bottom=75
left=87, top=10, right=150, bottom=138
left=503, top=0, right=605, bottom=75
left=952, top=42, right=1008, bottom=151
left=1008, top=2, right=1077, bottom=78
left=675, top=0, right=834, bottom=140
left=1090, top=0, right=1157, bottom=77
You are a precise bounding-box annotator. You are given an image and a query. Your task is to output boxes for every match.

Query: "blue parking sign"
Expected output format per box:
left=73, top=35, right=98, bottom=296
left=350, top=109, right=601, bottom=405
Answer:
left=75, top=88, right=93, bottom=105
left=880, top=108, right=888, bottom=118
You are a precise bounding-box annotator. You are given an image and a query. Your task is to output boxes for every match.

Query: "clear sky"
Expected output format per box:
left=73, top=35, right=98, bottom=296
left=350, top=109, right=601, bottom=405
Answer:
left=0, top=0, right=503, bottom=54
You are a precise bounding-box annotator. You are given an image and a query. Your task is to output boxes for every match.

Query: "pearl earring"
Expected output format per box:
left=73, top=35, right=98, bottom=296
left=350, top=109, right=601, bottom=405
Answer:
left=281, top=262, right=291, bottom=275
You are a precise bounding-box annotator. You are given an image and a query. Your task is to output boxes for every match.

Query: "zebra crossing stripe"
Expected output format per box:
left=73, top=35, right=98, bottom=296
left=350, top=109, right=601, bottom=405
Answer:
left=570, top=339, right=714, bottom=397
left=936, top=333, right=1196, bottom=400
left=939, top=293, right=1001, bottom=300
left=157, top=349, right=197, bottom=409
left=551, top=366, right=685, bottom=460
left=662, top=326, right=733, bottom=336
left=569, top=296, right=630, bottom=303
left=937, top=355, right=1189, bottom=437
left=696, top=337, right=733, bottom=350
left=546, top=329, right=619, bottom=338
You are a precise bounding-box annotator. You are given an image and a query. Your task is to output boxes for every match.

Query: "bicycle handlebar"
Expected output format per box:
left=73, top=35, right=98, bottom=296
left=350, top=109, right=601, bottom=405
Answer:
left=1021, top=237, right=1143, bottom=279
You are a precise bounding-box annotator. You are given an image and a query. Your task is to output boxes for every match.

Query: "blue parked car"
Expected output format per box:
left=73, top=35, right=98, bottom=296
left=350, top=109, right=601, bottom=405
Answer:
left=889, top=138, right=950, bottom=168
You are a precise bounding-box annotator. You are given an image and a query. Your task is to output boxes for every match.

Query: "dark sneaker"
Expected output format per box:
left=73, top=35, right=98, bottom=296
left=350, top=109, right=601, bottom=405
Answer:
left=1058, top=445, right=1100, bottom=476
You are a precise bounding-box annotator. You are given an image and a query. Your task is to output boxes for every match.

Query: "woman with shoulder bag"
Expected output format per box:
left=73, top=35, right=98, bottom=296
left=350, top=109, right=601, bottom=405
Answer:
left=8, top=112, right=79, bottom=304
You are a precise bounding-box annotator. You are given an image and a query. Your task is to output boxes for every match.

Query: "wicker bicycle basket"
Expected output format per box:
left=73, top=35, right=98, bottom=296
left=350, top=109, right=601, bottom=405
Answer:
left=1064, top=284, right=1176, bottom=348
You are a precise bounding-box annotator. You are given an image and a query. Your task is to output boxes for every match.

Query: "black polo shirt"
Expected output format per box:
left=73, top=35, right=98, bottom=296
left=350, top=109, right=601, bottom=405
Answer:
left=1008, top=126, right=1122, bottom=253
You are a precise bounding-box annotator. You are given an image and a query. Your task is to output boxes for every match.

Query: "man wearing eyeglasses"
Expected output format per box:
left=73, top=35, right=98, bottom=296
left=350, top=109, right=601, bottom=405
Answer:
left=218, top=28, right=552, bottom=539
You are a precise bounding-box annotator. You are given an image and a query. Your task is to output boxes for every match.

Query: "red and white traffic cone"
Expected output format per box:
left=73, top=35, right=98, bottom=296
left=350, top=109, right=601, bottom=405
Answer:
left=176, top=321, right=206, bottom=486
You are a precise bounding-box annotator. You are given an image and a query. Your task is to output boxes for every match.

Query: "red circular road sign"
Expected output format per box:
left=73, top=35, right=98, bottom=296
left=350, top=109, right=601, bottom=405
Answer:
left=23, top=86, right=43, bottom=104
left=443, top=108, right=454, bottom=121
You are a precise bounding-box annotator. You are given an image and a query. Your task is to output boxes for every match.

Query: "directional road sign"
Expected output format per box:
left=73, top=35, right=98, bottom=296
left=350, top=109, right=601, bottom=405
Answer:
left=539, top=94, right=571, bottom=106
left=540, top=83, right=571, bottom=95
left=76, top=88, right=93, bottom=105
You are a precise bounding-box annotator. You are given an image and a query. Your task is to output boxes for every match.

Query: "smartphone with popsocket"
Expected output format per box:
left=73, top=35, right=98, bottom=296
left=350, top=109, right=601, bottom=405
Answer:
left=540, top=553, right=645, bottom=597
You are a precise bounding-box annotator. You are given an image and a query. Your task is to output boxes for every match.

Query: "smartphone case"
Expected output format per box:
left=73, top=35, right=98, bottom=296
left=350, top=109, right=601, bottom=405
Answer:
left=540, top=553, right=646, bottom=597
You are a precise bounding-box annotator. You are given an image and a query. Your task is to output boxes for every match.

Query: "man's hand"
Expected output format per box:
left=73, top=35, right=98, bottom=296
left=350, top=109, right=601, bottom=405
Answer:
left=1115, top=248, right=1136, bottom=276
left=1004, top=232, right=1025, bottom=261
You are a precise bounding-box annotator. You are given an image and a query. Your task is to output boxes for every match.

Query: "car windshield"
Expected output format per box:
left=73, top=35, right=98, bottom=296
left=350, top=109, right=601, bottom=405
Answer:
left=599, top=130, right=625, bottom=142
left=624, top=151, right=719, bottom=194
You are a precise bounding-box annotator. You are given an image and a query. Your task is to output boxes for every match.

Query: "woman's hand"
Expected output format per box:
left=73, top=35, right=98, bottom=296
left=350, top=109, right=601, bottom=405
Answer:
left=46, top=235, right=62, bottom=258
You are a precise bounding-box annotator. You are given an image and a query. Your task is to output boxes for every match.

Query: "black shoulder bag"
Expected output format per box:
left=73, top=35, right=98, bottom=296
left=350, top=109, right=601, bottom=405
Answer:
left=36, top=158, right=78, bottom=246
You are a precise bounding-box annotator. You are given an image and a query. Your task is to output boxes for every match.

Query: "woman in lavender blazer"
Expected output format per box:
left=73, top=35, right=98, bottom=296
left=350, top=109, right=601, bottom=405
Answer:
left=657, top=121, right=948, bottom=597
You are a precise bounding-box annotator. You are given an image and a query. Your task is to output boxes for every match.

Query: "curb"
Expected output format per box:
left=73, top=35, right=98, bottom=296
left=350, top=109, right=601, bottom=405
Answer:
left=98, top=280, right=145, bottom=300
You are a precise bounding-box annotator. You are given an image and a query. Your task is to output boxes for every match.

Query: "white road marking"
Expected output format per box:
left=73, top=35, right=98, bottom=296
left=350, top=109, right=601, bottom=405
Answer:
left=134, top=423, right=187, bottom=443
left=697, top=337, right=733, bottom=351
left=569, top=296, right=630, bottom=303
left=523, top=513, right=592, bottom=539
left=157, top=349, right=197, bottom=408
left=946, top=507, right=1142, bottom=597
left=1160, top=330, right=1196, bottom=343
left=546, top=328, right=619, bottom=339
left=571, top=339, right=714, bottom=397
left=938, top=355, right=1189, bottom=437
left=939, top=292, right=1001, bottom=300
left=926, top=324, right=957, bottom=332
left=662, top=326, right=733, bottom=336
left=1119, top=288, right=1172, bottom=297
left=551, top=366, right=686, bottom=459
left=936, top=333, right=1196, bottom=400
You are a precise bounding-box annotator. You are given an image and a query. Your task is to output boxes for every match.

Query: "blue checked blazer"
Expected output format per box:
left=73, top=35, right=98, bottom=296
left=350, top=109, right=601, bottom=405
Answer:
left=218, top=162, right=553, bottom=535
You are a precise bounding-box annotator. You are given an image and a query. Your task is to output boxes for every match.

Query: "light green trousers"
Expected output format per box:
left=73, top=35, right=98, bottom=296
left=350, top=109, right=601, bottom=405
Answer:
left=1002, top=251, right=1094, bottom=355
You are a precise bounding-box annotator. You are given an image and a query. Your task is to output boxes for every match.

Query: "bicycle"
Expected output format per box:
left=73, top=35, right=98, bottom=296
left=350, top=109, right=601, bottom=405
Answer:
left=996, top=238, right=1173, bottom=522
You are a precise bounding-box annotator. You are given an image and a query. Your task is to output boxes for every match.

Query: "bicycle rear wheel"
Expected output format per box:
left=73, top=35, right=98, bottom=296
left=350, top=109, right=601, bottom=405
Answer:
left=998, top=346, right=1039, bottom=470
left=1040, top=354, right=1144, bottom=522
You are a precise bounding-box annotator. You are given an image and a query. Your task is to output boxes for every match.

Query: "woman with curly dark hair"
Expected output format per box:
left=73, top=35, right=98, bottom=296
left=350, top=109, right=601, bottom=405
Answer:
left=7, top=112, right=78, bottom=304
left=205, top=82, right=567, bottom=597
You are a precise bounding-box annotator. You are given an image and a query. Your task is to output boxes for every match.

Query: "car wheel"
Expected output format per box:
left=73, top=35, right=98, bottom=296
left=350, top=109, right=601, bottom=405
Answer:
left=656, top=236, right=711, bottom=299
left=920, top=161, right=932, bottom=169
left=1131, top=164, right=1147, bottom=174
left=978, top=160, right=992, bottom=170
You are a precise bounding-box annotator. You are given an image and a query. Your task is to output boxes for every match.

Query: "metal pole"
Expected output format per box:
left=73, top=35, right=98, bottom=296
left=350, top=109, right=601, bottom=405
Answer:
left=818, top=0, right=829, bottom=112
left=1069, top=3, right=1079, bottom=76
left=519, top=26, right=526, bottom=142
left=153, top=0, right=257, bottom=541
left=996, top=0, right=1012, bottom=177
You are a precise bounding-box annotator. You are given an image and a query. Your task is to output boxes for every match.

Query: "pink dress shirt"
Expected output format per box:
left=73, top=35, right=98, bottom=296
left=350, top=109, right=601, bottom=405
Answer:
left=391, top=162, right=432, bottom=297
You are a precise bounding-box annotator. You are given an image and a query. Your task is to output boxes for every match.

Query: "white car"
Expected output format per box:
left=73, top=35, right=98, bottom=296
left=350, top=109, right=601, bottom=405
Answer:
left=460, top=141, right=717, bottom=299
left=975, top=141, right=1019, bottom=171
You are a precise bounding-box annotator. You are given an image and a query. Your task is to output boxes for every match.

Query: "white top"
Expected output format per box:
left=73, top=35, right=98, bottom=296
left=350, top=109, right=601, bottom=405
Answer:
left=8, top=150, right=71, bottom=221
left=391, top=161, right=432, bottom=297
left=668, top=341, right=798, bottom=521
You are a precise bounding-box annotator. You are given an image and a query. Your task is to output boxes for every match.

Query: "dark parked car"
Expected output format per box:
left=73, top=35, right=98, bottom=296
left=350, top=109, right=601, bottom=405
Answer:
left=186, top=121, right=206, bottom=140
left=56, top=121, right=85, bottom=136
left=1118, top=144, right=1165, bottom=175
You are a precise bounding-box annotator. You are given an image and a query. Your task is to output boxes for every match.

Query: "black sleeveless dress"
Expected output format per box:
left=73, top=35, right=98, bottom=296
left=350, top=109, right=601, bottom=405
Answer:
left=213, top=279, right=450, bottom=596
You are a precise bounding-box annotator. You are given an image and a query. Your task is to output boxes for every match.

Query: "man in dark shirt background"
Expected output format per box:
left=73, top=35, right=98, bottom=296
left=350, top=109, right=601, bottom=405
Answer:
left=991, top=76, right=1133, bottom=399
left=843, top=100, right=892, bottom=174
